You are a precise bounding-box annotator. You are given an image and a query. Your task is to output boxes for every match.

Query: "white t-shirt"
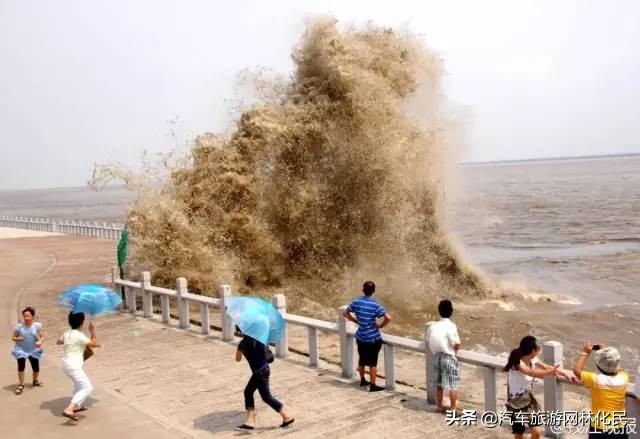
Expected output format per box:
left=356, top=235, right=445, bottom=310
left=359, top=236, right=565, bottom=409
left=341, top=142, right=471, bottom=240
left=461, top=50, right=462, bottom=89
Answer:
left=427, top=318, right=461, bottom=357
left=508, top=357, right=539, bottom=397
left=62, top=329, right=90, bottom=370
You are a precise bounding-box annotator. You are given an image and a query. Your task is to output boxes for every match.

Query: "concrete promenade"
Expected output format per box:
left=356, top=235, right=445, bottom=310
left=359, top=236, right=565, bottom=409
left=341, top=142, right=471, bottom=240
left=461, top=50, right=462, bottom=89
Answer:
left=0, top=235, right=186, bottom=438
left=0, top=234, right=514, bottom=438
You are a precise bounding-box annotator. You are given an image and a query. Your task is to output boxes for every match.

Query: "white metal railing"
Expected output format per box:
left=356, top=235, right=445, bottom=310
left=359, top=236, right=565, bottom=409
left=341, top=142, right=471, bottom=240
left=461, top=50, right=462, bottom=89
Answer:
left=0, top=215, right=124, bottom=240
left=111, top=267, right=639, bottom=438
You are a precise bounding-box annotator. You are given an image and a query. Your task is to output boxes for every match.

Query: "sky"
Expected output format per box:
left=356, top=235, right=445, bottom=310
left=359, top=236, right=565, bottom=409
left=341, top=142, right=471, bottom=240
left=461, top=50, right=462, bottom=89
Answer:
left=1, top=0, right=639, bottom=190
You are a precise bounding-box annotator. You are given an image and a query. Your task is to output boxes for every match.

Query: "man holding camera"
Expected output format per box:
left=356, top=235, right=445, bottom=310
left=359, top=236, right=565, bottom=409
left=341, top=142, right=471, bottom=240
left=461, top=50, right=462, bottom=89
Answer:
left=573, top=343, right=630, bottom=438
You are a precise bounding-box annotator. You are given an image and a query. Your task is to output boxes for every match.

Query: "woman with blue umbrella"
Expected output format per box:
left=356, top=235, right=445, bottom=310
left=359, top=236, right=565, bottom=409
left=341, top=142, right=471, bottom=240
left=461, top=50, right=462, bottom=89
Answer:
left=56, top=284, right=120, bottom=421
left=229, top=297, right=294, bottom=430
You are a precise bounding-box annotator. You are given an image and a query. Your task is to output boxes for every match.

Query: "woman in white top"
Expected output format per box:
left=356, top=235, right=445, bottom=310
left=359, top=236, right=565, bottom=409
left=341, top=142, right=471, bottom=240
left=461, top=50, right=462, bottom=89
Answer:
left=56, top=312, right=99, bottom=422
left=503, top=336, right=575, bottom=439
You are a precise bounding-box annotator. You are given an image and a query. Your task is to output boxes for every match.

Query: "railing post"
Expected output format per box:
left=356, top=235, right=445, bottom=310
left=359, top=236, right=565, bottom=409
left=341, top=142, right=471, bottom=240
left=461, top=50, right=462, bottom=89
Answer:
left=176, top=277, right=190, bottom=329
left=483, top=366, right=497, bottom=414
left=384, top=344, right=396, bottom=390
left=308, top=327, right=319, bottom=367
left=425, top=322, right=436, bottom=404
left=272, top=294, right=288, bottom=358
left=161, top=294, right=170, bottom=323
left=127, top=285, right=136, bottom=314
left=544, top=341, right=564, bottom=438
left=219, top=285, right=233, bottom=341
left=110, top=266, right=118, bottom=291
left=141, top=271, right=152, bottom=318
left=338, top=305, right=355, bottom=379
left=51, top=219, right=57, bottom=233
left=200, top=302, right=210, bottom=335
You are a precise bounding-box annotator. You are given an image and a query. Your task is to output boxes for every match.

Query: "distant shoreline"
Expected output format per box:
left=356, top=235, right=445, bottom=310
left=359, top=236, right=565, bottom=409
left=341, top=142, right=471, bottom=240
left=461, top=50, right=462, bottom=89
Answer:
left=462, top=152, right=640, bottom=166
left=2, top=152, right=640, bottom=192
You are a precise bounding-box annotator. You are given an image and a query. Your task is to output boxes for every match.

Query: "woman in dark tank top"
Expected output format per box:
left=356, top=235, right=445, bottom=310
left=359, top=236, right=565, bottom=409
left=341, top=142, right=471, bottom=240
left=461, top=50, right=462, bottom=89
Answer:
left=235, top=333, right=294, bottom=430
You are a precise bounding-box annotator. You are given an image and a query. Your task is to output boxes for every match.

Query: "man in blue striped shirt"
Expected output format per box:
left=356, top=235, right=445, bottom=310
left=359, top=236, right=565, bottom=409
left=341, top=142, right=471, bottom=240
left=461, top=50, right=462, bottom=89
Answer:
left=343, top=281, right=391, bottom=392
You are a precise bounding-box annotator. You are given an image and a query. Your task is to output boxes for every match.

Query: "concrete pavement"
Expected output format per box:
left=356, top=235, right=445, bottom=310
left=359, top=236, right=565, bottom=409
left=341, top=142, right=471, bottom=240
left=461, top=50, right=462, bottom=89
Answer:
left=0, top=236, right=187, bottom=438
left=0, top=235, right=514, bottom=438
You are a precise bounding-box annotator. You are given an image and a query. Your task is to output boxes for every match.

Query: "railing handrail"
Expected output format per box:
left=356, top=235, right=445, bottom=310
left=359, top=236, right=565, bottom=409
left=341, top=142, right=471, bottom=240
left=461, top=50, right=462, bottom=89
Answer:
left=0, top=215, right=125, bottom=240
left=285, top=313, right=339, bottom=333
left=111, top=276, right=561, bottom=373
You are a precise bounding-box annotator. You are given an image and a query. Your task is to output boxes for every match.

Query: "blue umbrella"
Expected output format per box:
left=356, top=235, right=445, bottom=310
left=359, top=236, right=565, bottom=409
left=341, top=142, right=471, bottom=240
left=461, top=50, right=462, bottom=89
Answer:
left=225, top=296, right=285, bottom=345
left=59, top=283, right=122, bottom=316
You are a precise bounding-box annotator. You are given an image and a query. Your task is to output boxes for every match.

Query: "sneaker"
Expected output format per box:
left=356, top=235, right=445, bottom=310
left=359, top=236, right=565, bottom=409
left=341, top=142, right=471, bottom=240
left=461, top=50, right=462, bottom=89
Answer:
left=360, top=378, right=370, bottom=387
left=369, top=384, right=385, bottom=392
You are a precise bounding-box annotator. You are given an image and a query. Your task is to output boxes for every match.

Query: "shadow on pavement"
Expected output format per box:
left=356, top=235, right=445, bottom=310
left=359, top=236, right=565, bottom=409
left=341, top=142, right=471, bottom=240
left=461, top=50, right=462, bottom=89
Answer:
left=194, top=410, right=281, bottom=434
left=40, top=396, right=98, bottom=417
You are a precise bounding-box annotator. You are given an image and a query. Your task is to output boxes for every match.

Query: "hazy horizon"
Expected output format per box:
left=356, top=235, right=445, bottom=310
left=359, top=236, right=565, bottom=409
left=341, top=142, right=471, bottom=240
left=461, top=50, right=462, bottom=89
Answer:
left=2, top=0, right=640, bottom=190
left=0, top=151, right=636, bottom=193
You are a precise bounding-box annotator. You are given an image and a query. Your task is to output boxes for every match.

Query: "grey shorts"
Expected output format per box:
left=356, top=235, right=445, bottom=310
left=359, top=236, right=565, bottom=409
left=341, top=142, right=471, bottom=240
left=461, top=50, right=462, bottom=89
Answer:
left=431, top=352, right=460, bottom=390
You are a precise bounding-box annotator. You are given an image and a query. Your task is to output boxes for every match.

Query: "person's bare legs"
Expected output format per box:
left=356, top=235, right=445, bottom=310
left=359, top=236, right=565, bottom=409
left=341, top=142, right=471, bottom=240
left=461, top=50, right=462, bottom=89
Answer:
left=63, top=402, right=77, bottom=418
left=279, top=407, right=294, bottom=423
left=32, top=371, right=39, bottom=385
left=369, top=367, right=377, bottom=386
left=530, top=426, right=541, bottom=439
left=15, top=369, right=25, bottom=394
left=448, top=390, right=458, bottom=411
left=242, top=409, right=256, bottom=427
left=358, top=365, right=366, bottom=381
left=436, top=387, right=445, bottom=412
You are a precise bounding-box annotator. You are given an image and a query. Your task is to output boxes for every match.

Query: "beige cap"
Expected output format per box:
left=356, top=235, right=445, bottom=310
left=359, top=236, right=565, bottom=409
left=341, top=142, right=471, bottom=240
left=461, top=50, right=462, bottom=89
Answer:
left=594, top=347, right=621, bottom=374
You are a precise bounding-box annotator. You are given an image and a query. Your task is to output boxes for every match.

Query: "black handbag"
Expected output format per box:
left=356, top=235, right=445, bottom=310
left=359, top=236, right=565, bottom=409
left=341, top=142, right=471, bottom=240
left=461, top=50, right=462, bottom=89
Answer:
left=265, top=345, right=275, bottom=364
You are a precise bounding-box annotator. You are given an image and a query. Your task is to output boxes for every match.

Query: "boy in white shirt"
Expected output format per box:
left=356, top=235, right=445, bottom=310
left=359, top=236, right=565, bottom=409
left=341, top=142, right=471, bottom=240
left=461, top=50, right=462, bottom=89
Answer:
left=427, top=299, right=461, bottom=413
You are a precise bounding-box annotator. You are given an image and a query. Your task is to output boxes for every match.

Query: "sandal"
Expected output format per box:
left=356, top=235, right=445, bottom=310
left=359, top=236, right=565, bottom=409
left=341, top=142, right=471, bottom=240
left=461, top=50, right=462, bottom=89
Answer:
left=73, top=407, right=88, bottom=413
left=280, top=418, right=295, bottom=428
left=32, top=380, right=42, bottom=387
left=235, top=424, right=254, bottom=431
left=15, top=384, right=24, bottom=395
left=62, top=411, right=80, bottom=422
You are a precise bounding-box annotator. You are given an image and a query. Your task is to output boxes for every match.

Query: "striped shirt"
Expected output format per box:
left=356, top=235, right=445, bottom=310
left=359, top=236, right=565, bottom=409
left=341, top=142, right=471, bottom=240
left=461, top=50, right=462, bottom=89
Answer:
left=346, top=296, right=387, bottom=343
